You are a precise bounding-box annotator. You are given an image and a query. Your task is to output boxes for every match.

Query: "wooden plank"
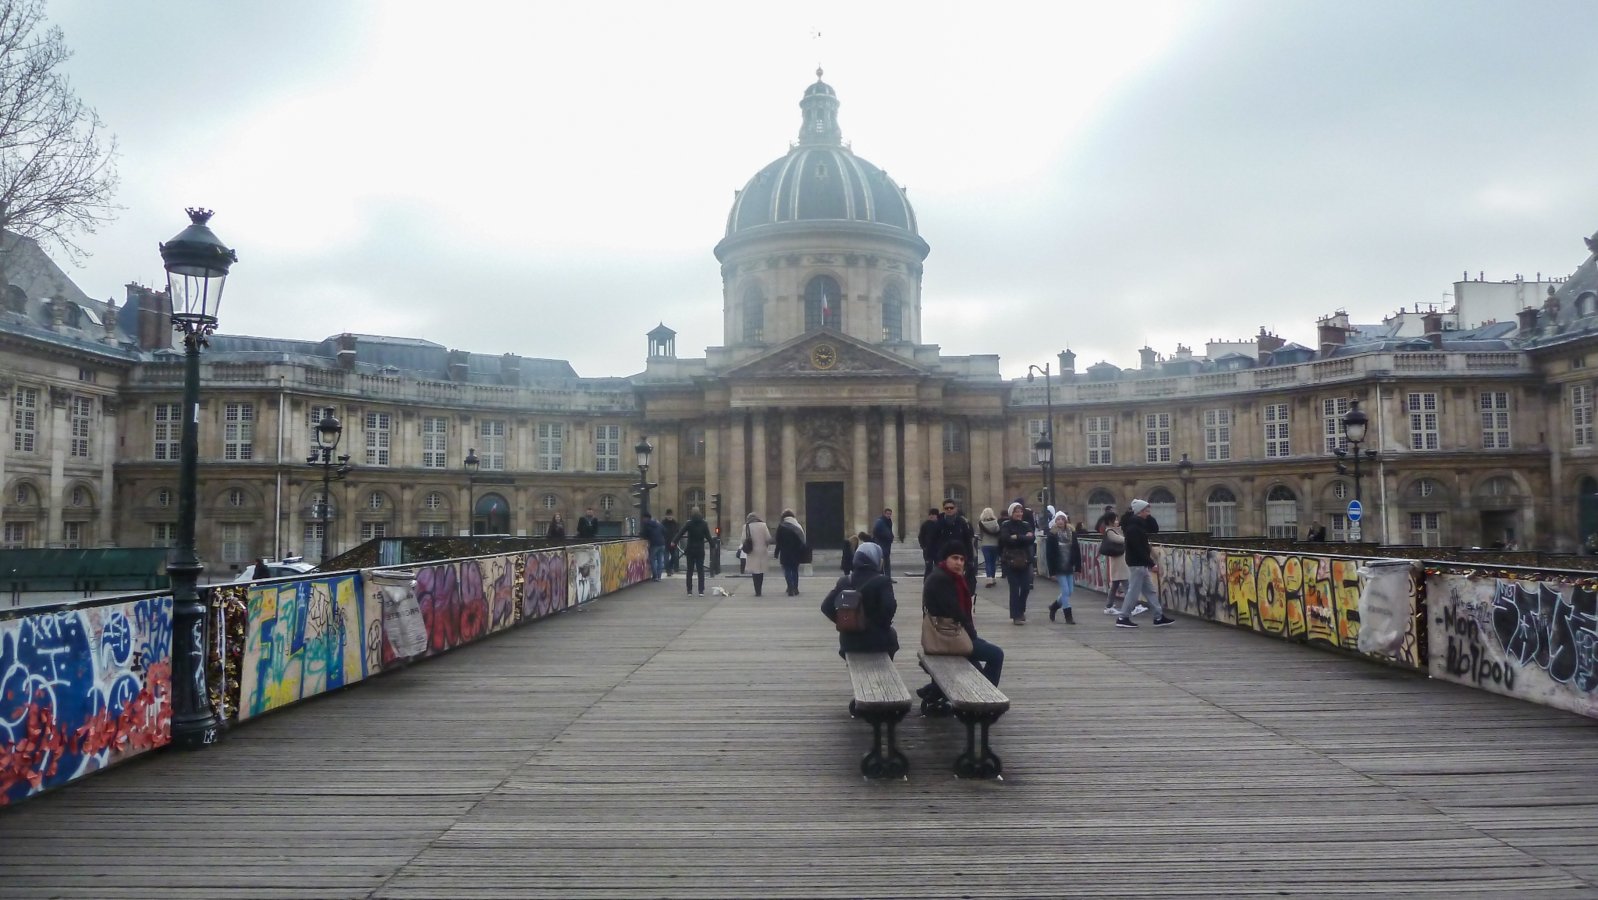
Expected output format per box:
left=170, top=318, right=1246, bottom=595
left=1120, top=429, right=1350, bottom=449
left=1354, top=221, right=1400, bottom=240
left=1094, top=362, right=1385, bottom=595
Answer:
left=919, top=651, right=1010, bottom=712
left=844, top=651, right=911, bottom=711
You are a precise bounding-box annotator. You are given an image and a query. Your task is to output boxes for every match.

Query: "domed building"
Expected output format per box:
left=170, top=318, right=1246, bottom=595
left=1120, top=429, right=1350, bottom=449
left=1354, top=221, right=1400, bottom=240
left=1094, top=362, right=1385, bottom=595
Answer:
left=639, top=70, right=1007, bottom=548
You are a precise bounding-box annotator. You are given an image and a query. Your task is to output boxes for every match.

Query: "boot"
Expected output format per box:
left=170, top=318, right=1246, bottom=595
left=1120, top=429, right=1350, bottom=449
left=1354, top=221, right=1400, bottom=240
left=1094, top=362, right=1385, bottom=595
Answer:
left=752, top=574, right=764, bottom=596
left=1048, top=600, right=1060, bottom=621
left=1063, top=607, right=1075, bottom=624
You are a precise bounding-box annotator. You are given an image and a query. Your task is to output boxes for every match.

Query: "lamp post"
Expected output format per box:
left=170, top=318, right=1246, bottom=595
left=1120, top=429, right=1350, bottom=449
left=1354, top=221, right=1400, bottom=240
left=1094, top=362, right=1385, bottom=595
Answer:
left=463, top=448, right=480, bottom=535
left=1033, top=433, right=1053, bottom=511
left=635, top=435, right=654, bottom=519
left=161, top=208, right=236, bottom=750
left=1026, top=363, right=1056, bottom=508
left=1176, top=452, right=1195, bottom=531
left=305, top=415, right=351, bottom=565
left=1334, top=399, right=1380, bottom=542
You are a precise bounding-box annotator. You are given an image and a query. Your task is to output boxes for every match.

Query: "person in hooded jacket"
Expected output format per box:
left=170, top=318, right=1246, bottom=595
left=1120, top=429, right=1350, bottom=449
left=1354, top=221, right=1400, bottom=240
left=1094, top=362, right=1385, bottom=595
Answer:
left=977, top=507, right=1001, bottom=587
left=820, top=541, right=899, bottom=658
left=919, top=541, right=1003, bottom=694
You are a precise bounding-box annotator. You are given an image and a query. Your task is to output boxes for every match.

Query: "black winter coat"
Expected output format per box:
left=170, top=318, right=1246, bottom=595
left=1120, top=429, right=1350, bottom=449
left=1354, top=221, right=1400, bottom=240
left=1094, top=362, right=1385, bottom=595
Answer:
left=997, top=518, right=1034, bottom=568
left=676, top=517, right=712, bottom=555
left=821, top=565, right=899, bottom=657
left=1045, top=529, right=1082, bottom=576
left=1123, top=515, right=1156, bottom=567
left=922, top=566, right=977, bottom=641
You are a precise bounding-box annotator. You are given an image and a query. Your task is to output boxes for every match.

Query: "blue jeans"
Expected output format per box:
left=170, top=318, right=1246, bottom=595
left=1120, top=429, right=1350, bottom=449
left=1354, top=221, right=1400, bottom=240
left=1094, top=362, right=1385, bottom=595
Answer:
left=782, top=562, right=800, bottom=594
left=969, top=637, right=1004, bottom=686
left=1055, top=573, right=1074, bottom=608
left=1119, top=566, right=1164, bottom=618
left=649, top=546, right=665, bottom=580
left=981, top=546, right=997, bottom=579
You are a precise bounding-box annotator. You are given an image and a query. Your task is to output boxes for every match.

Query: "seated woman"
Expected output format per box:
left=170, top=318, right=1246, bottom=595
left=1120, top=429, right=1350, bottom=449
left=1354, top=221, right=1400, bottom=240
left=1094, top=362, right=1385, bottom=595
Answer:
left=821, top=541, right=899, bottom=658
left=921, top=541, right=1004, bottom=691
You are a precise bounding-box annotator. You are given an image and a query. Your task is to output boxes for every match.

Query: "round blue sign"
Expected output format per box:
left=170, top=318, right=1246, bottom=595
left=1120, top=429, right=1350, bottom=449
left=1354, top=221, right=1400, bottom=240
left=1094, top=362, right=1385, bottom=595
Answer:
left=1347, top=499, right=1363, bottom=522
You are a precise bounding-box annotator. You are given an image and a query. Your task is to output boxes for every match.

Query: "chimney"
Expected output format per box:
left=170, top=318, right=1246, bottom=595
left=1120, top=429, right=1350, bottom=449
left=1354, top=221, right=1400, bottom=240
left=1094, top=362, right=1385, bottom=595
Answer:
left=336, top=333, right=358, bottom=370
left=1058, top=348, right=1077, bottom=382
left=1138, top=346, right=1158, bottom=370
left=1317, top=319, right=1347, bottom=357
left=129, top=283, right=171, bottom=351
left=1174, top=344, right=1193, bottom=361
left=500, top=353, right=521, bottom=385
left=448, top=349, right=471, bottom=382
left=1543, top=289, right=1561, bottom=323
left=1516, top=307, right=1539, bottom=332
left=101, top=295, right=118, bottom=344
left=47, top=296, right=66, bottom=330
left=1422, top=311, right=1443, bottom=349
left=1256, top=327, right=1285, bottom=356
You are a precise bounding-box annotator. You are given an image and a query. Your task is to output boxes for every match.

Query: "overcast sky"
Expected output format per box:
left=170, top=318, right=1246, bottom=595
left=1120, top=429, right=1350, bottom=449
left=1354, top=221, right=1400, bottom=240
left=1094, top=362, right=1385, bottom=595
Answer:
left=43, top=0, right=1598, bottom=378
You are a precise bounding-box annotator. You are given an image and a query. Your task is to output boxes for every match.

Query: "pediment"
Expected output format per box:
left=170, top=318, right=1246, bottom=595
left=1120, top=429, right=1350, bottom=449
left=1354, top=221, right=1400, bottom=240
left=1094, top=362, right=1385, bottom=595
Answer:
left=722, top=330, right=930, bottom=379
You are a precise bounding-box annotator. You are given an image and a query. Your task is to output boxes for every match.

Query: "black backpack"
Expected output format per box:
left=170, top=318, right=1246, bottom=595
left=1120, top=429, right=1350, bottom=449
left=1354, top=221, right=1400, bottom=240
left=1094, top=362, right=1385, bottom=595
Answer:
left=834, top=588, right=866, bottom=633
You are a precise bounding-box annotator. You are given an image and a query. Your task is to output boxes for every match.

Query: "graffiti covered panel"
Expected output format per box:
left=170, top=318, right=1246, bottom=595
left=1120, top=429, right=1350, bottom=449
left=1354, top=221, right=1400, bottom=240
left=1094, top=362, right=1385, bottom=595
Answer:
left=569, top=545, right=601, bottom=606
left=624, top=540, right=648, bottom=587
left=1, top=596, right=173, bottom=805
left=600, top=542, right=628, bottom=595
left=237, top=574, right=377, bottom=721
left=521, top=550, right=568, bottom=620
left=1430, top=575, right=1598, bottom=719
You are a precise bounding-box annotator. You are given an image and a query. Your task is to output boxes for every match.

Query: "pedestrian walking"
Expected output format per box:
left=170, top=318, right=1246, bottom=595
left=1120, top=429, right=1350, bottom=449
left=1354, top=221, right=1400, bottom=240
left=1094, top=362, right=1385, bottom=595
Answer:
left=660, top=509, right=681, bottom=574
left=739, top=512, right=773, bottom=596
left=1045, top=512, right=1081, bottom=624
left=775, top=509, right=807, bottom=595
left=977, top=507, right=1001, bottom=587
left=871, top=508, right=896, bottom=578
left=997, top=502, right=1035, bottom=625
left=1115, top=499, right=1175, bottom=628
left=640, top=512, right=667, bottom=581
left=675, top=507, right=712, bottom=595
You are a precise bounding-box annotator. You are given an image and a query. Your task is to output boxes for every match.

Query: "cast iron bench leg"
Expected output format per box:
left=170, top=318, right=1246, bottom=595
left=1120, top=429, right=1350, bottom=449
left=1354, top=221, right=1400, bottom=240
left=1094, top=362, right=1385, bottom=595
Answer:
left=859, top=709, right=910, bottom=779
left=952, top=711, right=1003, bottom=779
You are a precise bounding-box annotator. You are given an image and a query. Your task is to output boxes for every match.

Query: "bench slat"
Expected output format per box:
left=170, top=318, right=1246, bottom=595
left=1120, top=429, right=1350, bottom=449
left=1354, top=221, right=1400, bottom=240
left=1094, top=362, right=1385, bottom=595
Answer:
left=845, top=652, right=912, bottom=712
left=919, top=653, right=1010, bottom=713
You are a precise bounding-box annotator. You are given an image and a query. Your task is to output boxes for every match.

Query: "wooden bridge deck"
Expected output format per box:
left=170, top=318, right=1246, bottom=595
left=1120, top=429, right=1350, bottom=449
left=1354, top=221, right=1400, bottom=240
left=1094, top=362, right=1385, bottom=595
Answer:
left=3, top=570, right=1597, bottom=899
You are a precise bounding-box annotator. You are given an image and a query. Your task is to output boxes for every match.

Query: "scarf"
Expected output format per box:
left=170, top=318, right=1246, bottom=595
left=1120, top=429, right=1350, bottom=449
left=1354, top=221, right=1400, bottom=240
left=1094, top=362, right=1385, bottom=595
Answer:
left=938, top=559, right=973, bottom=620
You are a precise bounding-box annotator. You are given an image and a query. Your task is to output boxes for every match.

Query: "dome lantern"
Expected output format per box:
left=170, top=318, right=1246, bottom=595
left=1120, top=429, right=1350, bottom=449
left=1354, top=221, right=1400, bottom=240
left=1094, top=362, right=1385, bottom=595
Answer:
left=798, top=67, right=842, bottom=146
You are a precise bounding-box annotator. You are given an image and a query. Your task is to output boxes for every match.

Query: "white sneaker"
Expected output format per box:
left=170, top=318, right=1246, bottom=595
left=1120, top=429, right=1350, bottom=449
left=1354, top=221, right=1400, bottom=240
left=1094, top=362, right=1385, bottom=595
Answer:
left=1102, top=606, right=1117, bottom=614
left=1132, top=604, right=1149, bottom=616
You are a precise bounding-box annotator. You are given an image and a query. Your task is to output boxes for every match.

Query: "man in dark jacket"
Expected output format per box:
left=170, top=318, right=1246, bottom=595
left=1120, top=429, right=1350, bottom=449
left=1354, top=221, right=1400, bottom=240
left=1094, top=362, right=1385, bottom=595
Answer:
left=937, top=500, right=978, bottom=592
left=675, top=509, right=713, bottom=596
left=917, top=508, right=941, bottom=577
left=576, top=507, right=600, bottom=540
left=640, top=513, right=667, bottom=581
left=660, top=509, right=681, bottom=574
left=1115, top=499, right=1174, bottom=628
left=871, top=508, right=896, bottom=577
left=921, top=541, right=1003, bottom=686
left=821, top=541, right=898, bottom=658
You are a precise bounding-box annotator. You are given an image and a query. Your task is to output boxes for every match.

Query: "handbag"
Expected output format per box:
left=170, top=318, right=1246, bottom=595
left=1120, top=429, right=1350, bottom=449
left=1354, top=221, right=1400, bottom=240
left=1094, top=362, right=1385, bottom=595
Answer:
left=740, top=533, right=754, bottom=554
left=1000, top=546, right=1030, bottom=570
left=921, top=612, right=974, bottom=656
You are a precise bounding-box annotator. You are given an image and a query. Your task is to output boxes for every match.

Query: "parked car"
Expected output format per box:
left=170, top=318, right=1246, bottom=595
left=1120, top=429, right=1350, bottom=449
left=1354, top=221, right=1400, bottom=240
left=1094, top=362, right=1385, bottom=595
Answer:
left=233, top=558, right=317, bottom=583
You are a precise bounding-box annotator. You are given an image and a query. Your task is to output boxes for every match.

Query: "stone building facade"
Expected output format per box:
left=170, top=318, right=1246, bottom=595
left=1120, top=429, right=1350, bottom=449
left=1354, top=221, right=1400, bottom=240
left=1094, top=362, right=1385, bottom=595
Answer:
left=3, top=73, right=1598, bottom=573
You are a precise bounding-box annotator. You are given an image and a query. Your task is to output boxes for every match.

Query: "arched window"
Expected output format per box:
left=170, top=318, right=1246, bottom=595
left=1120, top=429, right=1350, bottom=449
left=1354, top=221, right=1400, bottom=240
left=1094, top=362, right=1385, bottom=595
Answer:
left=71, top=486, right=89, bottom=507
left=882, top=282, right=904, bottom=341
left=1087, top=488, right=1116, bottom=507
left=368, top=491, right=386, bottom=510
left=1265, top=485, right=1298, bottom=539
left=1147, top=487, right=1177, bottom=530
left=1406, top=477, right=1444, bottom=502
left=742, top=286, right=764, bottom=343
left=1207, top=487, right=1238, bottom=537
left=156, top=488, right=173, bottom=508
left=13, top=483, right=34, bottom=505
left=541, top=493, right=559, bottom=510
left=228, top=488, right=246, bottom=507
left=472, top=493, right=510, bottom=535
left=1477, top=476, right=1517, bottom=500
left=599, top=494, right=618, bottom=514
left=804, top=275, right=842, bottom=331
left=1332, top=481, right=1350, bottom=500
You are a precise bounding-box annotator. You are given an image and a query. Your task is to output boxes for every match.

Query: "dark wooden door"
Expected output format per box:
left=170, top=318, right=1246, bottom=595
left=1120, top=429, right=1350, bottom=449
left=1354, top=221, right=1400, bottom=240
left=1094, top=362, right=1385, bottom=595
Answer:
left=805, top=481, right=846, bottom=549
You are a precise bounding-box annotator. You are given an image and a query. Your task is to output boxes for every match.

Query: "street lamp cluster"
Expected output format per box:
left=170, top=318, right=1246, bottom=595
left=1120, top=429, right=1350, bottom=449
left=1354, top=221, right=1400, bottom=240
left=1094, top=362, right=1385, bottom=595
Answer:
left=307, top=415, right=352, bottom=564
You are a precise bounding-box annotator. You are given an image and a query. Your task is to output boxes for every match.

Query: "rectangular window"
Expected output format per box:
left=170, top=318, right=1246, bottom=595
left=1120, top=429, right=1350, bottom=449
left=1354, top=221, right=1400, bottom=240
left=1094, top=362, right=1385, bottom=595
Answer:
left=153, top=402, right=181, bottom=461
left=1264, top=403, right=1290, bottom=458
left=537, top=423, right=564, bottom=471
left=220, top=523, right=246, bottom=562
left=1206, top=501, right=1238, bottom=538
left=419, top=521, right=448, bottom=537
left=1144, top=412, right=1171, bottom=463
left=302, top=521, right=325, bottom=562
left=1479, top=391, right=1511, bottom=450
left=3, top=522, right=29, bottom=548
left=151, top=522, right=177, bottom=548
left=1407, top=392, right=1439, bottom=450
left=365, top=411, right=392, bottom=466
left=1025, top=418, right=1046, bottom=444
left=70, top=396, right=93, bottom=458
left=223, top=401, right=254, bottom=461
left=1322, top=397, right=1351, bottom=454
left=1203, top=408, right=1231, bottom=461
left=422, top=416, right=448, bottom=469
left=1572, top=385, right=1593, bottom=448
left=12, top=387, right=38, bottom=453
left=360, top=521, right=387, bottom=542
left=62, top=521, right=83, bottom=549
left=1265, top=503, right=1298, bottom=540
left=481, top=419, right=507, bottom=471
left=307, top=405, right=336, bottom=443
left=1328, top=513, right=1348, bottom=543
left=594, top=424, right=620, bottom=473
left=942, top=421, right=965, bottom=454
left=1410, top=511, right=1443, bottom=547
left=1086, top=416, right=1112, bottom=466
left=686, top=427, right=705, bottom=458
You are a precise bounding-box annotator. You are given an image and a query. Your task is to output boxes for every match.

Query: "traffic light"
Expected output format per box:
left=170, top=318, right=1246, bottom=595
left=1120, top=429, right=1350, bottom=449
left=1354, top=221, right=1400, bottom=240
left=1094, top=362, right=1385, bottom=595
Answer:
left=710, top=492, right=721, bottom=514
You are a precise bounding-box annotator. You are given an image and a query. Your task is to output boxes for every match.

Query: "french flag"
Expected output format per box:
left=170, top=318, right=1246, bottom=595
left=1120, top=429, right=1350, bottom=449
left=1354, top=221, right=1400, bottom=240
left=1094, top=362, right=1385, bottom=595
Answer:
left=821, top=286, right=830, bottom=325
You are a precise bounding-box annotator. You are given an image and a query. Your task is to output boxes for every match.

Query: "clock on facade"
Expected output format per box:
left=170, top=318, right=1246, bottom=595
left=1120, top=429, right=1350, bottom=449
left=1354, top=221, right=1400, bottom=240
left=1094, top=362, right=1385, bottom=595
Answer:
left=810, top=344, right=837, bottom=370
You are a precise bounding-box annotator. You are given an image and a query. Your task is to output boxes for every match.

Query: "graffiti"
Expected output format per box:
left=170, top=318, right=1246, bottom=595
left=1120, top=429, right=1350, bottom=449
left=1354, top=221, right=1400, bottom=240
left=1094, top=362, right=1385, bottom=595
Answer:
left=373, top=575, right=428, bottom=663
left=624, top=540, right=649, bottom=586
left=569, top=545, right=601, bottom=606
left=464, top=556, right=517, bottom=632
left=0, top=597, right=173, bottom=805
left=237, top=574, right=373, bottom=721
left=1430, top=576, right=1598, bottom=718
left=413, top=562, right=489, bottom=654
left=600, top=543, right=628, bottom=594
left=522, top=551, right=569, bottom=619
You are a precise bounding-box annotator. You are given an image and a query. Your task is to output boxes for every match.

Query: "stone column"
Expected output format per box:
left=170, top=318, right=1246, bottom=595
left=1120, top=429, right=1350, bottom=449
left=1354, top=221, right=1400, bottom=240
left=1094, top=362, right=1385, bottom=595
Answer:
left=0, top=380, right=12, bottom=544
left=880, top=410, right=899, bottom=532
left=926, top=413, right=944, bottom=505
left=988, top=422, right=1006, bottom=508
left=659, top=428, right=679, bottom=521
left=99, top=399, right=117, bottom=546
left=728, top=412, right=746, bottom=534
left=751, top=412, right=768, bottom=519
left=969, top=423, right=989, bottom=514
left=47, top=388, right=67, bottom=547
left=903, top=412, right=922, bottom=523
left=781, top=413, right=798, bottom=514
left=851, top=410, right=869, bottom=534
left=703, top=417, right=721, bottom=522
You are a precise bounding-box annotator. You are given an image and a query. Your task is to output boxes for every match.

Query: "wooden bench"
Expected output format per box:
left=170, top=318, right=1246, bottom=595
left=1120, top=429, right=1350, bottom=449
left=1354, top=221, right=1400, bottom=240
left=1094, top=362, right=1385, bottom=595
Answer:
left=844, top=652, right=913, bottom=779
left=917, top=653, right=1011, bottom=779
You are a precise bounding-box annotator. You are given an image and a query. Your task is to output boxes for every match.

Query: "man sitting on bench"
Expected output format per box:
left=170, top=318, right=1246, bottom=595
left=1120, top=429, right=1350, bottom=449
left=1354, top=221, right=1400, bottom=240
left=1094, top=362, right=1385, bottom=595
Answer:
left=919, top=541, right=1004, bottom=699
left=821, top=542, right=899, bottom=657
